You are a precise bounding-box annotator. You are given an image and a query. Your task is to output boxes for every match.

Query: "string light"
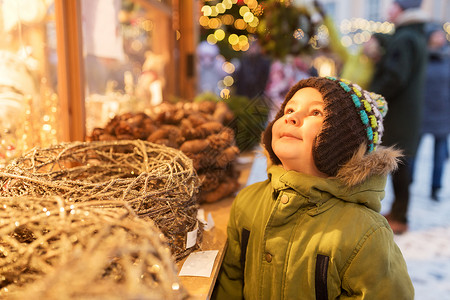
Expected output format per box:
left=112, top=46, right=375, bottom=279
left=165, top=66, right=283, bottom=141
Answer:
left=200, top=0, right=259, bottom=52
left=444, top=22, right=450, bottom=41
left=338, top=18, right=394, bottom=47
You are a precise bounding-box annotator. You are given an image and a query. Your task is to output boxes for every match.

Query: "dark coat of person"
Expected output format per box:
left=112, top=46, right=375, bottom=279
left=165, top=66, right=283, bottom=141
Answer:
left=422, top=43, right=450, bottom=137
left=234, top=49, right=271, bottom=99
left=370, top=11, right=428, bottom=157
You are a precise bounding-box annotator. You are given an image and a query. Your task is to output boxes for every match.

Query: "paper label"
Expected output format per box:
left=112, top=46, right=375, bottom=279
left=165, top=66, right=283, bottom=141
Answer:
left=205, top=212, right=215, bottom=231
left=178, top=250, right=219, bottom=277
left=186, top=226, right=198, bottom=249
left=197, top=209, right=215, bottom=231
left=197, top=208, right=206, bottom=225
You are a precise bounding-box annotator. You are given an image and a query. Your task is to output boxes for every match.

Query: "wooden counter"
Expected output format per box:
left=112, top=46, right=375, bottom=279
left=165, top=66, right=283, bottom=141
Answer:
left=177, top=154, right=253, bottom=299
left=176, top=196, right=234, bottom=299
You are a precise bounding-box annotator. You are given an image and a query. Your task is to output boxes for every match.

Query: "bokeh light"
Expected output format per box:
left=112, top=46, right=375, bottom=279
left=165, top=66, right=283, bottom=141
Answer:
left=223, top=76, right=234, bottom=86
left=199, top=16, right=209, bottom=27
left=223, top=0, right=233, bottom=9
left=220, top=88, right=230, bottom=99
left=239, top=6, right=250, bottom=16
left=222, top=61, right=236, bottom=74
left=207, top=34, right=218, bottom=44
left=214, top=29, right=226, bottom=41
left=243, top=12, right=254, bottom=23
left=234, top=19, right=247, bottom=30
left=208, top=18, right=221, bottom=29
left=216, top=3, right=226, bottom=14
left=201, top=5, right=212, bottom=17
left=228, top=34, right=239, bottom=45
left=222, top=14, right=234, bottom=25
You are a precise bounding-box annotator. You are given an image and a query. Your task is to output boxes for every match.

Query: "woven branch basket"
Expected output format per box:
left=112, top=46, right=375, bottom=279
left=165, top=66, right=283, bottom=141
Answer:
left=0, top=196, right=187, bottom=299
left=0, top=140, right=202, bottom=261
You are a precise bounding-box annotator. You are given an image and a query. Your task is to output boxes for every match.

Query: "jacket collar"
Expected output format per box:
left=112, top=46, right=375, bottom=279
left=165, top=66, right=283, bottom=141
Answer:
left=268, top=164, right=387, bottom=213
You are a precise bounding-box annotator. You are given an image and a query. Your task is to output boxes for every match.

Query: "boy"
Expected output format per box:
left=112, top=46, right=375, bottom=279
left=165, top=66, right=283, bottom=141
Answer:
left=212, top=77, right=414, bottom=299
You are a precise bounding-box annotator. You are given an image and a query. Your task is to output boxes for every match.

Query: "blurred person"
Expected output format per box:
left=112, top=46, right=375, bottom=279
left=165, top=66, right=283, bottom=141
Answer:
left=370, top=0, right=428, bottom=234
left=196, top=41, right=227, bottom=96
left=315, top=0, right=383, bottom=89
left=233, top=39, right=272, bottom=99
left=265, top=55, right=317, bottom=120
left=419, top=24, right=450, bottom=201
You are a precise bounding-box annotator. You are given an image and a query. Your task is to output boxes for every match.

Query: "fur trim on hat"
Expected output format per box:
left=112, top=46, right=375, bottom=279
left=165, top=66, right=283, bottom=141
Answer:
left=336, top=143, right=403, bottom=187
left=395, top=8, right=429, bottom=26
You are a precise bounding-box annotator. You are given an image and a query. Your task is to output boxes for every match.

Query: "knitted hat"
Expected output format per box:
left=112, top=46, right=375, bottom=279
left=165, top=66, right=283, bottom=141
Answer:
left=262, top=76, right=388, bottom=177
left=395, top=0, right=422, bottom=10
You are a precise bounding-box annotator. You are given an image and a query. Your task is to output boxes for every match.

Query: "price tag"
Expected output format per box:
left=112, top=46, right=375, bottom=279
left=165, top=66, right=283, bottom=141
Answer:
left=179, top=250, right=219, bottom=277
left=186, top=225, right=198, bottom=249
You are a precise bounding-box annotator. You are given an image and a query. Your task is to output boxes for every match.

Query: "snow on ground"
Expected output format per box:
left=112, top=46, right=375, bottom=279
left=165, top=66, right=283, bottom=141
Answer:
left=245, top=134, right=450, bottom=299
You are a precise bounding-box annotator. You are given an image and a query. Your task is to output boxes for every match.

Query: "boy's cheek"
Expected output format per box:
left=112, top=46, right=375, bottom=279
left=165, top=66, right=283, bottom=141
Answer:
left=271, top=119, right=283, bottom=138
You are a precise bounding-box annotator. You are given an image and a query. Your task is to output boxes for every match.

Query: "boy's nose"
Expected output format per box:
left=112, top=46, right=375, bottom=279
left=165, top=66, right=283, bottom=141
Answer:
left=285, top=113, right=303, bottom=126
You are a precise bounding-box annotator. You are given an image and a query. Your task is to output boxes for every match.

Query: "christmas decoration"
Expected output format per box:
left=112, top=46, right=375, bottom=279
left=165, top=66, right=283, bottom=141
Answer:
left=0, top=197, right=186, bottom=299
left=199, top=0, right=263, bottom=58
left=88, top=101, right=241, bottom=204
left=256, top=0, right=322, bottom=59
left=0, top=140, right=201, bottom=261
left=199, top=0, right=322, bottom=59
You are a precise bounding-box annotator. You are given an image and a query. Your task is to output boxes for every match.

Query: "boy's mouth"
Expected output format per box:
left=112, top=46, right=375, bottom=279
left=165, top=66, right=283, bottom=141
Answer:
left=280, top=132, right=300, bottom=140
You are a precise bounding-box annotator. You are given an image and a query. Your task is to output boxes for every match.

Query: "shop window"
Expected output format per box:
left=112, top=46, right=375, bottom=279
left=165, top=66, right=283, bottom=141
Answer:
left=81, top=0, right=176, bottom=134
left=0, top=0, right=61, bottom=166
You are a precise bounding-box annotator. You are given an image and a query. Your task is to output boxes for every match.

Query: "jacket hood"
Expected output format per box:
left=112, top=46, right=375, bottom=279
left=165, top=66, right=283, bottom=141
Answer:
left=267, top=145, right=402, bottom=212
left=395, top=8, right=429, bottom=26
left=336, top=144, right=402, bottom=186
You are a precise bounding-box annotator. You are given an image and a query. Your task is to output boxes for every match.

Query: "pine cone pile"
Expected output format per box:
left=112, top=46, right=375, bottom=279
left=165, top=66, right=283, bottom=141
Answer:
left=89, top=101, right=241, bottom=203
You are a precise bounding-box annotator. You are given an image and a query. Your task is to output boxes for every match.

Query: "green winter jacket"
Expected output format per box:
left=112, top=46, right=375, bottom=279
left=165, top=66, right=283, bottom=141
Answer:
left=213, top=147, right=414, bottom=299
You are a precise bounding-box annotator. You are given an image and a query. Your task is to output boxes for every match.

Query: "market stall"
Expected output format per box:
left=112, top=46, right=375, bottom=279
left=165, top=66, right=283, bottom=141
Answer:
left=0, top=0, right=268, bottom=298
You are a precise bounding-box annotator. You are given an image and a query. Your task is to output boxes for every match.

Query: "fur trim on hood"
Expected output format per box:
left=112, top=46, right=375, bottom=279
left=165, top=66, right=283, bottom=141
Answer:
left=262, top=143, right=402, bottom=188
left=336, top=144, right=403, bottom=187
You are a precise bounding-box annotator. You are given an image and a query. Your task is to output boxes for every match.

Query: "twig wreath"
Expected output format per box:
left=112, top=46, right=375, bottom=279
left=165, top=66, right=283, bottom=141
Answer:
left=0, top=140, right=201, bottom=261
left=0, top=196, right=186, bottom=299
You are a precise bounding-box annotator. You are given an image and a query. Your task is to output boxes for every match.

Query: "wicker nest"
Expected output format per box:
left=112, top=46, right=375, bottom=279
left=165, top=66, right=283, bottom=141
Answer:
left=89, top=102, right=241, bottom=203
left=0, top=196, right=187, bottom=299
left=0, top=140, right=201, bottom=260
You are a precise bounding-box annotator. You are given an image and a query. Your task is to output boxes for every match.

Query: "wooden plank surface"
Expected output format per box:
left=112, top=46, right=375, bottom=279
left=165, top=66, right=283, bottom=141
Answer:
left=177, top=195, right=234, bottom=299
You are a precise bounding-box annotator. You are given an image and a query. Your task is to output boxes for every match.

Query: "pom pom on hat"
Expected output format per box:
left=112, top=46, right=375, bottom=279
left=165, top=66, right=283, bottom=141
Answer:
left=394, top=0, right=422, bottom=10
left=262, top=76, right=388, bottom=177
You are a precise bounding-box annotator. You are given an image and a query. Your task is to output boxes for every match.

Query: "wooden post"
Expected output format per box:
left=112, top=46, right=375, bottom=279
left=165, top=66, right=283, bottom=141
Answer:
left=178, top=0, right=199, bottom=101
left=54, top=0, right=86, bottom=142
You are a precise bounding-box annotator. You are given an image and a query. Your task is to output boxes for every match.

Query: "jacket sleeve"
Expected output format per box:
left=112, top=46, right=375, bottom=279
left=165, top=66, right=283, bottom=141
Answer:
left=340, top=225, right=414, bottom=300
left=212, top=199, right=244, bottom=300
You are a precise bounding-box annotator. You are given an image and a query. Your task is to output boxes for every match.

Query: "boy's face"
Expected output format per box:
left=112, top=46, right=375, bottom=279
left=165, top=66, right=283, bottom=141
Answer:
left=271, top=87, right=327, bottom=177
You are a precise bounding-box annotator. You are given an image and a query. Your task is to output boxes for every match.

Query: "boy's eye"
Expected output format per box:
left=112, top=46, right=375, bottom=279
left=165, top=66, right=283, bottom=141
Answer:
left=311, top=109, right=323, bottom=117
left=285, top=108, right=294, bottom=114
